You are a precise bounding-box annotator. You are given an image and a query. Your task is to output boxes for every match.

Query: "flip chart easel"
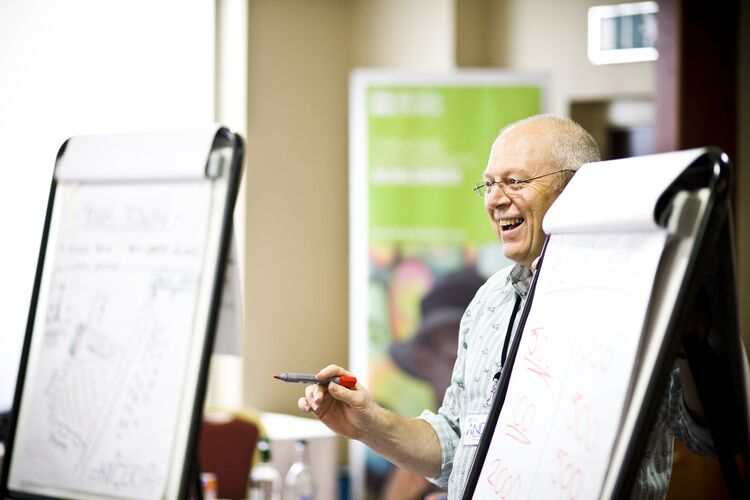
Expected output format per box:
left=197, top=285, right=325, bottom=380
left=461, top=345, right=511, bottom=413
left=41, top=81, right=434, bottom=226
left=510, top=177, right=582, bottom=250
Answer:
left=462, top=149, right=749, bottom=499
left=0, top=127, right=243, bottom=500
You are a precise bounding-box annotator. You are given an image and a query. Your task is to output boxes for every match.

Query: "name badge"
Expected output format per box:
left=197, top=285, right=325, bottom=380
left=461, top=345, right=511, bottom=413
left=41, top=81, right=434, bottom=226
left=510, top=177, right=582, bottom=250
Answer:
left=463, top=414, right=488, bottom=446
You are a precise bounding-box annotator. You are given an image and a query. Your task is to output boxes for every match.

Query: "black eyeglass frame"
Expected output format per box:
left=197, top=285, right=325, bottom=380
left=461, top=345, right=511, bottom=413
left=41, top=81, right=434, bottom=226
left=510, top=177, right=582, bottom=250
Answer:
left=472, top=168, right=577, bottom=198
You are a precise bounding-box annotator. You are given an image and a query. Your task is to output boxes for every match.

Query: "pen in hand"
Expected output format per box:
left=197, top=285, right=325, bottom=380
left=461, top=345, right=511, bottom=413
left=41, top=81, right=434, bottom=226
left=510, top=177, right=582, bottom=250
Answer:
left=274, top=372, right=357, bottom=389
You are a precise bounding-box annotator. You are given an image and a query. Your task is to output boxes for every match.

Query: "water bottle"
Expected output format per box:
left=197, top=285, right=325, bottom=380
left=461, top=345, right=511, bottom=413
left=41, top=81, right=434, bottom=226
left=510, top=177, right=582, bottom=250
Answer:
left=248, top=437, right=281, bottom=500
left=283, top=439, right=314, bottom=500
left=200, top=472, right=218, bottom=500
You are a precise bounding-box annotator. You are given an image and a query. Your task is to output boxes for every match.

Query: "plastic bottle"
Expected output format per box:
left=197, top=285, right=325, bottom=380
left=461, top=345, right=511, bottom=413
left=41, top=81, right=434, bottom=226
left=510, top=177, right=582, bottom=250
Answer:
left=248, top=437, right=281, bottom=500
left=283, top=439, right=314, bottom=500
left=200, top=472, right=218, bottom=500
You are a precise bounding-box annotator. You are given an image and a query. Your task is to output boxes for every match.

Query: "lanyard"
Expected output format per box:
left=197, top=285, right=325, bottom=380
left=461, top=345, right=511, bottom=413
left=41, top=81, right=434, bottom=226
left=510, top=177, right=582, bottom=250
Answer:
left=485, top=292, right=522, bottom=407
left=501, top=292, right=522, bottom=367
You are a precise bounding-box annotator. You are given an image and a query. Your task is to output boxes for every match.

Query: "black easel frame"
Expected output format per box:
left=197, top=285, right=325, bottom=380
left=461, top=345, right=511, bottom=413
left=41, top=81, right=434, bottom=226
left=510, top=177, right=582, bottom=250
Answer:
left=612, top=150, right=749, bottom=499
left=462, top=150, right=749, bottom=499
left=0, top=127, right=244, bottom=500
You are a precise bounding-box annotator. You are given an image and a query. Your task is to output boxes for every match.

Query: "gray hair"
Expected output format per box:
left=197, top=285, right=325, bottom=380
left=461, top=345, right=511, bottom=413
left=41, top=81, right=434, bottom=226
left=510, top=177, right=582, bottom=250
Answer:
left=499, top=114, right=601, bottom=190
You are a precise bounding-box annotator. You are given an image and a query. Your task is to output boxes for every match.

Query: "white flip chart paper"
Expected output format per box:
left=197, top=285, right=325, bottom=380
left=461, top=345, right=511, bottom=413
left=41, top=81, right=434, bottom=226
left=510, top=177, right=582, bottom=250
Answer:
left=472, top=149, right=711, bottom=499
left=472, top=231, right=667, bottom=499
left=12, top=182, right=211, bottom=500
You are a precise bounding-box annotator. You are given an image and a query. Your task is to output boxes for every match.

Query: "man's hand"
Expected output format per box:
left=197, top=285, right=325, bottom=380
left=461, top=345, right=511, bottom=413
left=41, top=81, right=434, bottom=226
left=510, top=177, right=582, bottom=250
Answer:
left=297, top=364, right=443, bottom=478
left=298, top=364, right=381, bottom=440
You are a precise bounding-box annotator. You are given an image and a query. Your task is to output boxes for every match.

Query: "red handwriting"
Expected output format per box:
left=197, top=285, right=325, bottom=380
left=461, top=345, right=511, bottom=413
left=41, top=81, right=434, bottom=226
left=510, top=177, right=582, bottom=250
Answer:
left=485, top=458, right=522, bottom=499
left=552, top=448, right=583, bottom=500
left=523, top=327, right=556, bottom=386
left=567, top=392, right=599, bottom=452
left=578, top=335, right=611, bottom=372
left=505, top=395, right=535, bottom=445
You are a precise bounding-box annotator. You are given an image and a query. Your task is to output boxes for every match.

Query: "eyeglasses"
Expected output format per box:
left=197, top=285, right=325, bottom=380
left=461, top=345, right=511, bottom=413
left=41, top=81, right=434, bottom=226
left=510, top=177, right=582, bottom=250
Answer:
left=472, top=169, right=576, bottom=198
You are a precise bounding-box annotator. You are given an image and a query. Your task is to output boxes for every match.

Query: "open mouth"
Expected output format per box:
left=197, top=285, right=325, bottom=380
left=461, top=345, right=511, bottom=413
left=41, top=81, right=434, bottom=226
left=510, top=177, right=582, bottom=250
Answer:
left=499, top=218, right=524, bottom=231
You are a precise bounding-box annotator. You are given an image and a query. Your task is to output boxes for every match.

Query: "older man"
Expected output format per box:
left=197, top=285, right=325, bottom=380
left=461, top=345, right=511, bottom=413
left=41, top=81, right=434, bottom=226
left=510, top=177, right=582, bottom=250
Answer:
left=299, top=114, right=712, bottom=499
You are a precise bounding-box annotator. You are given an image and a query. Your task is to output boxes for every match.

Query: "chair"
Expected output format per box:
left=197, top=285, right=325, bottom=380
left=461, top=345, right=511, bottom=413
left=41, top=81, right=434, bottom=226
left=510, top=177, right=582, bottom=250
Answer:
left=198, top=415, right=260, bottom=499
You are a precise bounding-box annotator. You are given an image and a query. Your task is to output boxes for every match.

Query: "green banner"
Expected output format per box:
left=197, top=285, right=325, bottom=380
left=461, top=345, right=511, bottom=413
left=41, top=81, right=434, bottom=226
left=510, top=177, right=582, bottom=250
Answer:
left=350, top=71, right=545, bottom=498
left=368, top=85, right=542, bottom=245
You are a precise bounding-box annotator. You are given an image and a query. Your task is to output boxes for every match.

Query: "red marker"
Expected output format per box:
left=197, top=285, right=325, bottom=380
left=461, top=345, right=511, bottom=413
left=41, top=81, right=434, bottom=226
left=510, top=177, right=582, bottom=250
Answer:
left=274, top=372, right=357, bottom=389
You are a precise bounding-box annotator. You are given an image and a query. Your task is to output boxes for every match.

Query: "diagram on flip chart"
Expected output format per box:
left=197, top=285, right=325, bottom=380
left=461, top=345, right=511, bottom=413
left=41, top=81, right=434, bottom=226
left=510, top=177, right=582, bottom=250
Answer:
left=13, top=182, right=212, bottom=500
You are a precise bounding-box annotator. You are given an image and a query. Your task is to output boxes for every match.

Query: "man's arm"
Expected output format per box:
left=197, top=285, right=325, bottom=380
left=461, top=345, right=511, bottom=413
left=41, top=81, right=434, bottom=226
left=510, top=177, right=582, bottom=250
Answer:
left=677, top=298, right=712, bottom=424
left=676, top=357, right=705, bottom=423
left=298, top=364, right=442, bottom=478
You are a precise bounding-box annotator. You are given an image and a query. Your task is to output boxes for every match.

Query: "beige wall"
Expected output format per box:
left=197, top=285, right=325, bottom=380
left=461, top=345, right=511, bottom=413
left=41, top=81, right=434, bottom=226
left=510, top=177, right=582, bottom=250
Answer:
left=244, top=0, right=458, bottom=414
left=351, top=0, right=455, bottom=69
left=244, top=0, right=352, bottom=412
left=242, top=0, right=747, bottom=416
left=458, top=0, right=654, bottom=114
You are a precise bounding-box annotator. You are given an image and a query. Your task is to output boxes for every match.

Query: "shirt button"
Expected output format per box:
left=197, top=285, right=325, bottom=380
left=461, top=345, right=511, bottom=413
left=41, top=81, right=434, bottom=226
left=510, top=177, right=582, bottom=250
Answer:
left=462, top=341, right=468, bottom=349
left=458, top=382, right=465, bottom=389
left=492, top=323, right=500, bottom=330
left=481, top=348, right=489, bottom=355
left=474, top=376, right=480, bottom=382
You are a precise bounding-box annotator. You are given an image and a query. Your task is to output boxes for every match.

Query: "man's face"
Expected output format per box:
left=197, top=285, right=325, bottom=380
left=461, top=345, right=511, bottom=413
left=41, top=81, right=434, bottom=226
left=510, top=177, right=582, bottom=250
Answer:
left=483, top=122, right=566, bottom=268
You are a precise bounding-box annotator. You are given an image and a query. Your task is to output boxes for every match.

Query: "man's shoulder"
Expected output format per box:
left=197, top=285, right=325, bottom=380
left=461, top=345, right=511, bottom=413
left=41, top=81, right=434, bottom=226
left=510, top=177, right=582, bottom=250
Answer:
left=475, top=263, right=515, bottom=296
left=486, top=263, right=516, bottom=285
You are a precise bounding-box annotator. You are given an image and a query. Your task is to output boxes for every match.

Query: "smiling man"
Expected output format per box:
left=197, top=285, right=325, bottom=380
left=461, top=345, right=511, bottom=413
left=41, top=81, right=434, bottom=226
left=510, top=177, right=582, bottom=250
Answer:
left=298, top=114, right=713, bottom=499
left=479, top=116, right=584, bottom=268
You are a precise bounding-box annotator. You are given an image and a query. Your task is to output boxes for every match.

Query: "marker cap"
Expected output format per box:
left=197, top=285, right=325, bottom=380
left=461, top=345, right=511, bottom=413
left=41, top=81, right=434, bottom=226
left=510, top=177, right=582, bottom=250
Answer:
left=335, top=375, right=357, bottom=389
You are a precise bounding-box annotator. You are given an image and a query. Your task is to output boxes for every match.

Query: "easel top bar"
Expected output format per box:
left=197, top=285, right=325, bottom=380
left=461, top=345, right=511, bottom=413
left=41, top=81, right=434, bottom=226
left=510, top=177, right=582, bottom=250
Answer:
left=54, top=126, right=222, bottom=182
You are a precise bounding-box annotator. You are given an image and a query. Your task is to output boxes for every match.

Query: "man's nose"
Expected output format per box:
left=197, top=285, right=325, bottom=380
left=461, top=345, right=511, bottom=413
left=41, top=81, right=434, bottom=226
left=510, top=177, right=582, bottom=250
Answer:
left=485, top=183, right=511, bottom=208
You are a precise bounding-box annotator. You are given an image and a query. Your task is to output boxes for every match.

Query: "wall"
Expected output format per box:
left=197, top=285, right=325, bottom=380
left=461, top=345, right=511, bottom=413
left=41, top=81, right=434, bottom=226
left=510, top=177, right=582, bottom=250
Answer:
left=243, top=0, right=458, bottom=414
left=457, top=0, right=654, bottom=114
left=351, top=0, right=455, bottom=69
left=244, top=0, right=352, bottom=412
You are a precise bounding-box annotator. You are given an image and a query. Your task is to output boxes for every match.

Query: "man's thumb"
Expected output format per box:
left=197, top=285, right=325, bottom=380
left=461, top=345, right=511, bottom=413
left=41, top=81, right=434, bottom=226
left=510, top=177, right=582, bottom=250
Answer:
left=327, top=382, right=354, bottom=403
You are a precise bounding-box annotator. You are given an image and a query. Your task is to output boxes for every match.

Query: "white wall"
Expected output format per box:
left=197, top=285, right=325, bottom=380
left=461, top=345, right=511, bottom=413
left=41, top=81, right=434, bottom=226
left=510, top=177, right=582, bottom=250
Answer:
left=0, top=0, right=215, bottom=412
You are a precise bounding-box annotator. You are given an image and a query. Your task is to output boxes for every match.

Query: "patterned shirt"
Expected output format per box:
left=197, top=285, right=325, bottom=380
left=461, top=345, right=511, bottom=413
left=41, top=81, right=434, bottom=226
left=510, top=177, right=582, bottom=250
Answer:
left=418, top=263, right=714, bottom=499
